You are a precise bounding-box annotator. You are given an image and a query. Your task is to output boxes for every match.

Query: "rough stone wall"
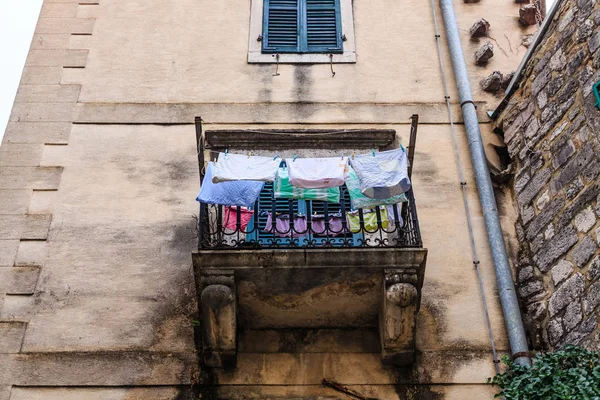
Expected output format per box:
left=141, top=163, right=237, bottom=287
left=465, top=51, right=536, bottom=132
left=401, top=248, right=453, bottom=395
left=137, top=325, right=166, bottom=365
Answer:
left=498, top=0, right=600, bottom=351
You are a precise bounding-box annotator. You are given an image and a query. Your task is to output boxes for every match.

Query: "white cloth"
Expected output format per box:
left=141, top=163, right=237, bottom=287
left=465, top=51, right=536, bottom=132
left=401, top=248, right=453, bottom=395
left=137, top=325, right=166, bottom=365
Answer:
left=350, top=148, right=411, bottom=199
left=212, top=152, right=280, bottom=183
left=386, top=204, right=404, bottom=227
left=286, top=157, right=347, bottom=189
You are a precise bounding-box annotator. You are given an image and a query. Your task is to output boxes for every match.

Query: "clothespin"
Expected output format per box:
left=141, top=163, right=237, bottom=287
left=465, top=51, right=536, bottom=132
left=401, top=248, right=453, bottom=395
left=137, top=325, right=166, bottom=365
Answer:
left=293, top=154, right=298, bottom=162
left=273, top=154, right=279, bottom=161
left=400, top=144, right=406, bottom=152
left=341, top=154, right=344, bottom=160
left=371, top=148, right=376, bottom=157
left=247, top=151, right=252, bottom=158
left=225, top=148, right=229, bottom=158
left=352, top=151, right=355, bottom=160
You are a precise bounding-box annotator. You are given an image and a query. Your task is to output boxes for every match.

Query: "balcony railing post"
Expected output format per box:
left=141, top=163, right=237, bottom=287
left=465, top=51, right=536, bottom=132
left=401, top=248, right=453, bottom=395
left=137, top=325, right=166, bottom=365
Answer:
left=198, top=203, right=204, bottom=249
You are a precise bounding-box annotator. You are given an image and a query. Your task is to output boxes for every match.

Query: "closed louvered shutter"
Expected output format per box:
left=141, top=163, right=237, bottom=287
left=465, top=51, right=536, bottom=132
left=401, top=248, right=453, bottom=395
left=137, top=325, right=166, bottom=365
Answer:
left=305, top=0, right=342, bottom=53
left=263, top=0, right=300, bottom=53
left=263, top=0, right=342, bottom=54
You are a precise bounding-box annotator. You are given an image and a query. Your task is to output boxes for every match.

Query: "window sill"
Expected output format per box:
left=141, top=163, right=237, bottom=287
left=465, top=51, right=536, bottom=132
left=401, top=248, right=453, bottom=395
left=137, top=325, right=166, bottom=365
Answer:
left=248, top=51, right=356, bottom=64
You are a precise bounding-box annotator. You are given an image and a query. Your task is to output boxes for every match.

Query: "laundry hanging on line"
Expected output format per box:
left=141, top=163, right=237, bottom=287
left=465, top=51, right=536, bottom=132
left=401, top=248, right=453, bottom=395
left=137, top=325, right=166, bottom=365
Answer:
left=346, top=206, right=389, bottom=233
left=309, top=214, right=346, bottom=237
left=345, top=166, right=408, bottom=209
left=274, top=167, right=341, bottom=203
left=263, top=213, right=347, bottom=237
left=386, top=204, right=404, bottom=228
left=212, top=152, right=280, bottom=183
left=264, top=213, right=307, bottom=238
left=196, top=162, right=265, bottom=207
left=286, top=157, right=347, bottom=189
left=350, top=148, right=411, bottom=199
left=222, top=206, right=254, bottom=231
left=197, top=149, right=412, bottom=209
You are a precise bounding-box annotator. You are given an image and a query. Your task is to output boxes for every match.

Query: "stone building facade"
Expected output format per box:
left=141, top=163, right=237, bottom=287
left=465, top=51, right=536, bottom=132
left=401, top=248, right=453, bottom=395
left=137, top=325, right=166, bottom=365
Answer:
left=496, top=0, right=600, bottom=351
left=0, top=0, right=540, bottom=399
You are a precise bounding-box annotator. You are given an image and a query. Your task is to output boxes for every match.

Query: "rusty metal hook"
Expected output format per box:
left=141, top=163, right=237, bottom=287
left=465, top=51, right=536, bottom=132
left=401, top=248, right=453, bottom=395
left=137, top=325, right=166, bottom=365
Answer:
left=273, top=54, right=280, bottom=76
left=329, top=54, right=335, bottom=77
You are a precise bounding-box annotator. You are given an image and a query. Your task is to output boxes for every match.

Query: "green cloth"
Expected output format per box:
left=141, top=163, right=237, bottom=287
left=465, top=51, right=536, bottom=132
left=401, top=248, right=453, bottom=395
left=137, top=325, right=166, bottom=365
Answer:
left=346, top=207, right=389, bottom=233
left=274, top=168, right=340, bottom=203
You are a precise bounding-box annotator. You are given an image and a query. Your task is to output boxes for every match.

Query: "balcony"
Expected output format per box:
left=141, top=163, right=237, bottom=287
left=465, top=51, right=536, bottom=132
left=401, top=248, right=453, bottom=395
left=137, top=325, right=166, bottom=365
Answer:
left=191, top=116, right=428, bottom=370
left=196, top=181, right=422, bottom=250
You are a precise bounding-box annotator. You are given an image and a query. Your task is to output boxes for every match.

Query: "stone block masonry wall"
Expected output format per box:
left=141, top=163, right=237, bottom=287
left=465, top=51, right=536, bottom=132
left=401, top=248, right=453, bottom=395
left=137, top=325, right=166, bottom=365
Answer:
left=498, top=0, right=600, bottom=351
left=0, top=2, right=98, bottom=397
left=1, top=2, right=195, bottom=399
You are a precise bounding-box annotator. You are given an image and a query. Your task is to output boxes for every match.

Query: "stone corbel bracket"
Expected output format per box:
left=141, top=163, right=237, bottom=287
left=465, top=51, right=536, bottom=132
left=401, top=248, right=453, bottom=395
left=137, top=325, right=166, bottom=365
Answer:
left=192, top=248, right=427, bottom=368
left=197, top=270, right=237, bottom=368
left=380, top=268, right=420, bottom=366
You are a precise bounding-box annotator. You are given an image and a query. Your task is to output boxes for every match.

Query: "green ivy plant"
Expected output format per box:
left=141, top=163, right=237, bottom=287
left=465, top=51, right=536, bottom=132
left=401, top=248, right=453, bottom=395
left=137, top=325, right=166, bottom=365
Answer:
left=488, top=345, right=600, bottom=399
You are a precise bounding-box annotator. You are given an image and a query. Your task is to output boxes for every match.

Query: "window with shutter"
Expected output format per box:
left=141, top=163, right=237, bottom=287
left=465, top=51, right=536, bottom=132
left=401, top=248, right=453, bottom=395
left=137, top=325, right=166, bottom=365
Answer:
left=262, top=0, right=342, bottom=54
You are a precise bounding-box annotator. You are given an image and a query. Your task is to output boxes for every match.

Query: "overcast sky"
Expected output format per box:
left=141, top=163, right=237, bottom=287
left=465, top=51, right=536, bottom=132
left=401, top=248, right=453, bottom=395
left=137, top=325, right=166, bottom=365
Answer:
left=0, top=0, right=558, bottom=145
left=0, top=1, right=43, bottom=144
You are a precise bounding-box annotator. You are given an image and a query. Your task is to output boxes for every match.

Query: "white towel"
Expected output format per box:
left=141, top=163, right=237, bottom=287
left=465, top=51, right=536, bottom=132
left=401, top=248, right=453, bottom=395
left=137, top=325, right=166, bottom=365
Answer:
left=286, top=157, right=347, bottom=189
left=212, top=153, right=280, bottom=183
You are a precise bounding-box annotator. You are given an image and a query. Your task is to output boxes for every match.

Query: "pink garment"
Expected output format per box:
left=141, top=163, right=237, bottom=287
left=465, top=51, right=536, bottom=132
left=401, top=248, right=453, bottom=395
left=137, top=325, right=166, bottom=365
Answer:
left=310, top=216, right=326, bottom=235
left=328, top=216, right=345, bottom=236
left=310, top=214, right=346, bottom=237
left=264, top=214, right=307, bottom=237
left=292, top=215, right=308, bottom=236
left=223, top=206, right=254, bottom=231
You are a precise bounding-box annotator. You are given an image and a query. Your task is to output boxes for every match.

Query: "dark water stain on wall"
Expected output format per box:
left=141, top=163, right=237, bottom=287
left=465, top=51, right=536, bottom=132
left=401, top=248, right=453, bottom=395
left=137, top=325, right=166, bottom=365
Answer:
left=168, top=219, right=197, bottom=250
left=292, top=65, right=316, bottom=120
left=163, top=160, right=192, bottom=183
left=413, top=151, right=438, bottom=183
left=173, top=388, right=201, bottom=400
left=256, top=64, right=274, bottom=102
left=293, top=65, right=312, bottom=101
left=395, top=385, right=444, bottom=400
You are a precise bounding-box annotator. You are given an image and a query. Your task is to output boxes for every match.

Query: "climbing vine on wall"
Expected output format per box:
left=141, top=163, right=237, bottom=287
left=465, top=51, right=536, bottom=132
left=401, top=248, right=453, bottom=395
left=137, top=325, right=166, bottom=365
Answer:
left=488, top=345, right=600, bottom=399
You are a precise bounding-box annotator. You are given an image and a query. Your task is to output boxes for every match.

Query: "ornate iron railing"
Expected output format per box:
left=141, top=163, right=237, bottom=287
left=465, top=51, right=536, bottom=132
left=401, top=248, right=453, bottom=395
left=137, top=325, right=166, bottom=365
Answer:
left=197, top=184, right=422, bottom=250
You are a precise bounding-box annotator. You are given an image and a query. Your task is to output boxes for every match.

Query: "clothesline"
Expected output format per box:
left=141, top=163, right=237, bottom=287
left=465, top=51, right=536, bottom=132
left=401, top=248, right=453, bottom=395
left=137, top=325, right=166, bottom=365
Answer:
left=204, top=145, right=407, bottom=162
left=197, top=148, right=412, bottom=210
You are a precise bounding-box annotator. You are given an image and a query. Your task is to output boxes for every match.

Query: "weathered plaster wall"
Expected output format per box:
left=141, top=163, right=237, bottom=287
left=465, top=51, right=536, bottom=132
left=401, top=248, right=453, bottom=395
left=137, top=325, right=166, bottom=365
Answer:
left=1, top=0, right=535, bottom=398
left=72, top=0, right=531, bottom=106
left=497, top=0, right=600, bottom=351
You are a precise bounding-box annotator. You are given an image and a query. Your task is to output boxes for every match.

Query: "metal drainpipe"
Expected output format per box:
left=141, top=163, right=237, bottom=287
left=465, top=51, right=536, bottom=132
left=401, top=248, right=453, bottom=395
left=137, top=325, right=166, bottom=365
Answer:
left=438, top=0, right=532, bottom=366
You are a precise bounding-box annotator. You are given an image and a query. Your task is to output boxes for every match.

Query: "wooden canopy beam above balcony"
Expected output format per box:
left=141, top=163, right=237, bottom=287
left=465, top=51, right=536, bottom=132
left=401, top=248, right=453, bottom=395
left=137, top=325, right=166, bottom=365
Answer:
left=202, top=128, right=397, bottom=150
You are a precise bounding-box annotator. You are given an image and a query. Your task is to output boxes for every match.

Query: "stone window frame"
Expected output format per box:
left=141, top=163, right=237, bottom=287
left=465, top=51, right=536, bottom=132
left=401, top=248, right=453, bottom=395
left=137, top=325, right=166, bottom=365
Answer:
left=247, top=0, right=357, bottom=64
